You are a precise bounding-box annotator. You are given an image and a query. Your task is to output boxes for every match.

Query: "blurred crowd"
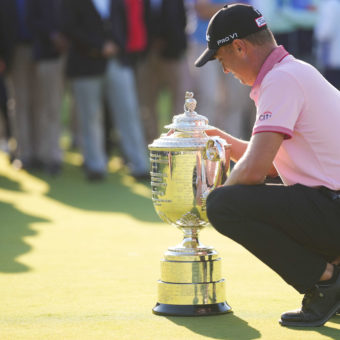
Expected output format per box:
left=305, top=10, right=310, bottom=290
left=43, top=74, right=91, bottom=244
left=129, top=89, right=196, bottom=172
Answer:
left=0, top=0, right=338, bottom=181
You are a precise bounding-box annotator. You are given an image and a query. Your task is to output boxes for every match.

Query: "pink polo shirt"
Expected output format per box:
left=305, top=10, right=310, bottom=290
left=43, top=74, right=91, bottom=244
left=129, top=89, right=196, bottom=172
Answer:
left=250, top=46, right=340, bottom=189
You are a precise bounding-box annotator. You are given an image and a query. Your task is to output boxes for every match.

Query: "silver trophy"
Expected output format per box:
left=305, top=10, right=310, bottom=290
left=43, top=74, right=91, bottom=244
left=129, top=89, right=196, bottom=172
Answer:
left=149, top=92, right=232, bottom=316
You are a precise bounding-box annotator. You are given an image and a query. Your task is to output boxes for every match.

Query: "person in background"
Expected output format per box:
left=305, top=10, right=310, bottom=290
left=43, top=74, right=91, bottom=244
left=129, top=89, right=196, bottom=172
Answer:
left=124, top=0, right=148, bottom=65
left=287, top=0, right=319, bottom=63
left=27, top=0, right=68, bottom=175
left=314, top=0, right=340, bottom=90
left=251, top=0, right=298, bottom=50
left=187, top=0, right=256, bottom=140
left=5, top=0, right=40, bottom=171
left=137, top=0, right=191, bottom=145
left=253, top=0, right=320, bottom=63
left=0, top=67, right=9, bottom=149
left=0, top=0, right=16, bottom=154
left=103, top=0, right=148, bottom=157
left=61, top=0, right=149, bottom=181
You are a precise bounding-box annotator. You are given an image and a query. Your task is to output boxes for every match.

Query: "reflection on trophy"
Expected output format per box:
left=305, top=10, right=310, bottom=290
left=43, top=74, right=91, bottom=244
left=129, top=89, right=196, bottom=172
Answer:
left=149, top=92, right=232, bottom=316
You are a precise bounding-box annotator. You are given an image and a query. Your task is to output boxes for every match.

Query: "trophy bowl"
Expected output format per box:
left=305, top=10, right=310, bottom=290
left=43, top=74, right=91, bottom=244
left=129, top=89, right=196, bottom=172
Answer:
left=149, top=92, right=232, bottom=316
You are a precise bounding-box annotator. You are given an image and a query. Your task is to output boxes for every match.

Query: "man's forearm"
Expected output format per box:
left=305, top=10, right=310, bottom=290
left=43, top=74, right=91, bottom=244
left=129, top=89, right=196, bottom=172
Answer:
left=225, top=158, right=267, bottom=186
left=224, top=132, right=284, bottom=186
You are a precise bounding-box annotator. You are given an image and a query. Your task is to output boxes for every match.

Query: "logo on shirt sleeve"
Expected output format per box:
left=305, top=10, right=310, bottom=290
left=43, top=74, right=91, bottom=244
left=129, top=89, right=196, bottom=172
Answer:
left=259, top=111, right=272, bottom=121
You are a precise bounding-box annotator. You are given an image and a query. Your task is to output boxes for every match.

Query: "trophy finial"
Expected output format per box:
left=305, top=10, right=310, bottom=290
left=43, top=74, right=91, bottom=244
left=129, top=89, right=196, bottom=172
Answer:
left=185, top=91, right=193, bottom=99
left=184, top=91, right=197, bottom=113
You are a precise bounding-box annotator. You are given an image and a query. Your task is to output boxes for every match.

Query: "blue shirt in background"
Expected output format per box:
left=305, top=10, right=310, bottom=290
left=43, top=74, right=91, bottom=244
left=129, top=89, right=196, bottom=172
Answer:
left=191, top=0, right=250, bottom=45
left=16, top=0, right=32, bottom=42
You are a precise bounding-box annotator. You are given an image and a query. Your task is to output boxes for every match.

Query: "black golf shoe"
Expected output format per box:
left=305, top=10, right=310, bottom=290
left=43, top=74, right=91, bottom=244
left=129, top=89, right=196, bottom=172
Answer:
left=280, top=271, right=340, bottom=327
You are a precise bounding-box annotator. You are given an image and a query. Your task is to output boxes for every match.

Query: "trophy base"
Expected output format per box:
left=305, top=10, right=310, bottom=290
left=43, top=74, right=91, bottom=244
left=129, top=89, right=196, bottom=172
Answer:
left=152, top=302, right=232, bottom=316
left=153, top=249, right=232, bottom=317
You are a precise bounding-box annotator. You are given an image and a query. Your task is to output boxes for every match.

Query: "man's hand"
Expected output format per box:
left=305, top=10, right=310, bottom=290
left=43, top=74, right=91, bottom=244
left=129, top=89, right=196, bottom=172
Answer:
left=205, top=128, right=221, bottom=137
left=102, top=41, right=119, bottom=58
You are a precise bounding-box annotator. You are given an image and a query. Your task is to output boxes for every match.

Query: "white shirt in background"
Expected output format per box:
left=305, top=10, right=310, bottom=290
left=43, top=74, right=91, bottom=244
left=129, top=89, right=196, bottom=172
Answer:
left=314, top=0, right=340, bottom=68
left=92, top=0, right=111, bottom=19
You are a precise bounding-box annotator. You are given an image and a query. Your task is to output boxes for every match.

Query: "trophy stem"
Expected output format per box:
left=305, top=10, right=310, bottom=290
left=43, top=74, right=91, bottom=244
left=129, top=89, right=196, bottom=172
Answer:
left=180, top=227, right=202, bottom=249
left=167, top=227, right=214, bottom=255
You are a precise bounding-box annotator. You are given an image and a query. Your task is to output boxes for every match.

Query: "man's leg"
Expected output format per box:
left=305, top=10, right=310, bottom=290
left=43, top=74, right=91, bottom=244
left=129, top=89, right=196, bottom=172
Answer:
left=72, top=77, right=107, bottom=176
left=135, top=49, right=160, bottom=145
left=206, top=184, right=334, bottom=292
left=105, top=59, right=149, bottom=177
left=9, top=44, right=37, bottom=166
left=206, top=183, right=340, bottom=326
left=35, top=58, right=63, bottom=173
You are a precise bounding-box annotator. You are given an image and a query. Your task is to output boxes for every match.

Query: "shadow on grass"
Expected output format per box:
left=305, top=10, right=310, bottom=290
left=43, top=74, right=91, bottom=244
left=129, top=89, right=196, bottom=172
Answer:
left=286, top=314, right=340, bottom=338
left=0, top=201, right=49, bottom=273
left=0, top=174, right=22, bottom=192
left=167, top=313, right=261, bottom=340
left=33, top=161, right=160, bottom=224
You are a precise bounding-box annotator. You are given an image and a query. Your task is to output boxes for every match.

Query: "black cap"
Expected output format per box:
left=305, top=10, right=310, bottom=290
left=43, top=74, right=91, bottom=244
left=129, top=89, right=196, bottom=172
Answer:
left=195, top=3, right=267, bottom=67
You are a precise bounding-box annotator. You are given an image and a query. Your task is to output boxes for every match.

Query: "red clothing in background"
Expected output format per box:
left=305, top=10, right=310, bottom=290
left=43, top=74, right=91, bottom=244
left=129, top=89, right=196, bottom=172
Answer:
left=125, top=0, right=147, bottom=52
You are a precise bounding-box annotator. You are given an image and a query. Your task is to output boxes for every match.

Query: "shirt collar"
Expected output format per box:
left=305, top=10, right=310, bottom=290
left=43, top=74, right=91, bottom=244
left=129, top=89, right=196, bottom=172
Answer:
left=250, top=45, right=290, bottom=103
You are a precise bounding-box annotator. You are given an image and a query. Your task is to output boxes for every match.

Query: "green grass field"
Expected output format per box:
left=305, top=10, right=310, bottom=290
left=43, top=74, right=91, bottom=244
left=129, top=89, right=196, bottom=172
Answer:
left=0, top=148, right=340, bottom=340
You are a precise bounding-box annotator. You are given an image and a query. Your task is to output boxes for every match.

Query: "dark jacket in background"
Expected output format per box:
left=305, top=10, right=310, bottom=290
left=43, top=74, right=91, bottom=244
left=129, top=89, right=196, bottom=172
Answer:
left=0, top=0, right=18, bottom=71
left=61, top=0, right=128, bottom=78
left=26, top=0, right=64, bottom=60
left=0, top=0, right=18, bottom=138
left=144, top=0, right=187, bottom=59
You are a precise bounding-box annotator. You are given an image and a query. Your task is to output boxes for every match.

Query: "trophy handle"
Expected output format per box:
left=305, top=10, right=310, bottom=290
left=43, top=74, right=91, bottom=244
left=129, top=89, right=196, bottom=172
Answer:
left=204, top=137, right=226, bottom=162
left=201, top=137, right=230, bottom=197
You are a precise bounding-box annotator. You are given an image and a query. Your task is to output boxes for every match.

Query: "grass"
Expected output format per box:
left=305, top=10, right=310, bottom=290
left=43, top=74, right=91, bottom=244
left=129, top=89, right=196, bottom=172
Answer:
left=0, top=99, right=340, bottom=338
left=0, top=150, right=340, bottom=340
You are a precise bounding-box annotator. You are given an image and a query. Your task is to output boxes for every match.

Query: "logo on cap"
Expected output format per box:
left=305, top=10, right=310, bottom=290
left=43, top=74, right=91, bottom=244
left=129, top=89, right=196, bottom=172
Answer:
left=255, top=16, right=266, bottom=28
left=216, top=33, right=238, bottom=46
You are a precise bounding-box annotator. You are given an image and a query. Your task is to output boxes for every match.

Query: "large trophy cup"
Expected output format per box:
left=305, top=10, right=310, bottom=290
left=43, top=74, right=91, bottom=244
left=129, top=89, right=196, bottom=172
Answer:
left=149, top=92, right=232, bottom=316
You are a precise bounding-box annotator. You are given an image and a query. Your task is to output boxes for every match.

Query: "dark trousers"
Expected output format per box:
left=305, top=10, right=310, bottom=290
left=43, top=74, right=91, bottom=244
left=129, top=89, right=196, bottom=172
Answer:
left=206, top=184, right=340, bottom=294
left=0, top=75, right=10, bottom=138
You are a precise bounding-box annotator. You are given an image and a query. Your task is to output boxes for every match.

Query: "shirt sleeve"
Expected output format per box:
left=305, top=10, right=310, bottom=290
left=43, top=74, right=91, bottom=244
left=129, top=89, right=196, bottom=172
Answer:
left=252, top=70, right=304, bottom=139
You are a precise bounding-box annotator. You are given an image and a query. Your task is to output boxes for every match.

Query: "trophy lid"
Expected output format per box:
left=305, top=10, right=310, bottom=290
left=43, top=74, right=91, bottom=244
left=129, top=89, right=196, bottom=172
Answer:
left=149, top=92, right=216, bottom=150
left=165, top=92, right=212, bottom=132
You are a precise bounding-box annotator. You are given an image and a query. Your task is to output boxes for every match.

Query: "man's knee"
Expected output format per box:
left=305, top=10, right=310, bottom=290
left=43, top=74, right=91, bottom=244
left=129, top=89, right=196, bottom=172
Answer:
left=206, top=186, right=234, bottom=227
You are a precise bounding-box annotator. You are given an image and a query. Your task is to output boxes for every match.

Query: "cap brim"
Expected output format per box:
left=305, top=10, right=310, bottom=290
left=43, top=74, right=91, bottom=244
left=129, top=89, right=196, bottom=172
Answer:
left=194, top=48, right=217, bottom=67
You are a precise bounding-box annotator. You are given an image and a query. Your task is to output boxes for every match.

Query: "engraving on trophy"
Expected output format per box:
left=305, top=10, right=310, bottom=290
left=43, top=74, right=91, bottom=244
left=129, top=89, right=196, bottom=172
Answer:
left=149, top=92, right=232, bottom=316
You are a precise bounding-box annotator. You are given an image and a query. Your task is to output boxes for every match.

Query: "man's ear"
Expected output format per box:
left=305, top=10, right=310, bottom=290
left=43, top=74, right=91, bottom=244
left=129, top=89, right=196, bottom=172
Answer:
left=232, top=39, right=247, bottom=57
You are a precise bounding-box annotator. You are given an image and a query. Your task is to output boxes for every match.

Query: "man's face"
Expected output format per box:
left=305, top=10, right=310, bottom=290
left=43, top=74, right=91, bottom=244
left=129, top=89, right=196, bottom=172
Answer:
left=215, top=42, right=253, bottom=86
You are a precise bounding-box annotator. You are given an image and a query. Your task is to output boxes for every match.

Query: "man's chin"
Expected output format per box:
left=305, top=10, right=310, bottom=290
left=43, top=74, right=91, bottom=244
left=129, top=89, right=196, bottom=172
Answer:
left=232, top=74, right=242, bottom=83
left=236, top=77, right=250, bottom=86
left=237, top=77, right=246, bottom=85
